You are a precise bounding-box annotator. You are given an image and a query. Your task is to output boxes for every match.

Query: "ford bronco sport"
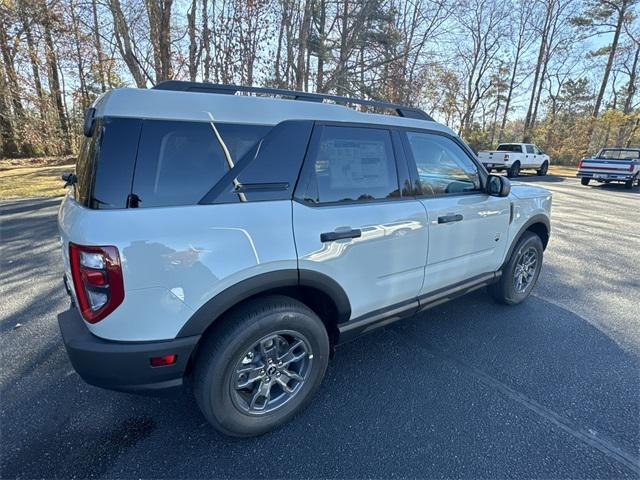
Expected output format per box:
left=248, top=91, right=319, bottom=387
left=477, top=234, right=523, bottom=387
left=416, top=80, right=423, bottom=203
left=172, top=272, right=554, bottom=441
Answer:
left=58, top=81, right=552, bottom=437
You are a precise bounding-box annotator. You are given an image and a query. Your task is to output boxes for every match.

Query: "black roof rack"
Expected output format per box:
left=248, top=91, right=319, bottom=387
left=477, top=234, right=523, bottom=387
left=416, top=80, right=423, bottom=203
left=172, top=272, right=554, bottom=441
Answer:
left=153, top=80, right=433, bottom=121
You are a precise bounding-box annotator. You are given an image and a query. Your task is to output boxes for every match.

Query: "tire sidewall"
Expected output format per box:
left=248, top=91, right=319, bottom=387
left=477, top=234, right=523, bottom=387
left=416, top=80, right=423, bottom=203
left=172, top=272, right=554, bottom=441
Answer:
left=538, top=161, right=548, bottom=175
left=508, top=162, right=520, bottom=178
left=197, top=302, right=329, bottom=437
left=503, top=233, right=544, bottom=304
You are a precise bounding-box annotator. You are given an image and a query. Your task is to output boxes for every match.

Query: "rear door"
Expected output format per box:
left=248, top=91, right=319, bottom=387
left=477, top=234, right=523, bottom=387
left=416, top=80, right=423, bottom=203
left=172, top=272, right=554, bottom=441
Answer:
left=524, top=144, right=536, bottom=167
left=401, top=130, right=511, bottom=294
left=293, top=124, right=428, bottom=321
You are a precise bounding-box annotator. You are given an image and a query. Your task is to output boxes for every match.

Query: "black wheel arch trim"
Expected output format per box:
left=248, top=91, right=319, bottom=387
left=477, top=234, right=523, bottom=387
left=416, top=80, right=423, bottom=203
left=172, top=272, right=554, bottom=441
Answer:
left=176, top=269, right=351, bottom=338
left=502, top=214, right=550, bottom=269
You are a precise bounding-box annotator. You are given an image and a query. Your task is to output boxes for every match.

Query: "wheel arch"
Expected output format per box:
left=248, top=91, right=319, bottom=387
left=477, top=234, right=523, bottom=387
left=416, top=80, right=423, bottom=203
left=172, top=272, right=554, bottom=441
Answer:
left=176, top=269, right=350, bottom=346
left=502, top=215, right=550, bottom=268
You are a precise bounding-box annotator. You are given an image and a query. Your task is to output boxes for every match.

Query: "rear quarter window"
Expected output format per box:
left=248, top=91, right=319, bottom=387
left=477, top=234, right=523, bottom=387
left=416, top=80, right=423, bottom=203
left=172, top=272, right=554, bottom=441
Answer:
left=132, top=121, right=269, bottom=208
left=74, top=122, right=101, bottom=206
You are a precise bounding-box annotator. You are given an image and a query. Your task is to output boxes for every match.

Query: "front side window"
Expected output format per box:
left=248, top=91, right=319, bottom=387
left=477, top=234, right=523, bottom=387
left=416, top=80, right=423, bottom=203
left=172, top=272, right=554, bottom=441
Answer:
left=405, top=132, right=481, bottom=196
left=132, top=120, right=269, bottom=208
left=525, top=145, right=535, bottom=154
left=301, top=126, right=400, bottom=204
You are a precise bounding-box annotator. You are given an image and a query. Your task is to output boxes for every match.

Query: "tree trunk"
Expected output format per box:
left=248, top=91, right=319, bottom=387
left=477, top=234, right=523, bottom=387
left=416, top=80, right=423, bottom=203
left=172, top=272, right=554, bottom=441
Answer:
left=316, top=0, right=326, bottom=92
left=90, top=0, right=107, bottom=91
left=18, top=2, right=46, bottom=119
left=188, top=0, right=197, bottom=81
left=295, top=0, right=312, bottom=90
left=159, top=0, right=173, bottom=80
left=523, top=0, right=552, bottom=141
left=0, top=20, right=25, bottom=119
left=593, top=1, right=627, bottom=119
left=0, top=61, right=19, bottom=157
left=40, top=0, right=72, bottom=154
left=622, top=40, right=639, bottom=115
left=274, top=2, right=285, bottom=87
left=109, top=0, right=147, bottom=87
left=146, top=0, right=173, bottom=83
left=335, top=0, right=350, bottom=95
left=70, top=0, right=90, bottom=109
left=202, top=0, right=211, bottom=82
left=498, top=48, right=520, bottom=143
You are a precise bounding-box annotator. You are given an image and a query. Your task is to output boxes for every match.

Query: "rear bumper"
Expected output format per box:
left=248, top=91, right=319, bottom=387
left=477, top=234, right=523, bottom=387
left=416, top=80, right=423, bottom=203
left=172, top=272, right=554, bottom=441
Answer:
left=58, top=308, right=200, bottom=393
left=577, top=171, right=634, bottom=181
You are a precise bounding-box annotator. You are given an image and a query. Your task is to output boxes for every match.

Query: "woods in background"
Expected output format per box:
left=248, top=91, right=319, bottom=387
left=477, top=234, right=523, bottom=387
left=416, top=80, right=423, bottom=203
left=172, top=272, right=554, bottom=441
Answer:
left=1, top=0, right=639, bottom=163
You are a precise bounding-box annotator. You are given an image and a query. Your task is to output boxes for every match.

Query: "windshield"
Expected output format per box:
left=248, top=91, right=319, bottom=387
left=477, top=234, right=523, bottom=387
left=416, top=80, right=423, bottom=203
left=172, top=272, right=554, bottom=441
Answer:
left=497, top=144, right=522, bottom=153
left=598, top=149, right=639, bottom=160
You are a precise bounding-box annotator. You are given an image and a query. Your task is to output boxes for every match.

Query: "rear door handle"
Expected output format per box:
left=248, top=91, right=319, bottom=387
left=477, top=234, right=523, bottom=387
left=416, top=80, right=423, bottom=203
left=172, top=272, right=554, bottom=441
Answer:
left=320, top=229, right=362, bottom=242
left=438, top=214, right=463, bottom=224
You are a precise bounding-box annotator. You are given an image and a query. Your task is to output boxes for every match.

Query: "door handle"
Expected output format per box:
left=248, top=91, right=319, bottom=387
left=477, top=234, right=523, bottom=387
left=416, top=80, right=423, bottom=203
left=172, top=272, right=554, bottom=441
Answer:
left=320, top=229, right=362, bottom=242
left=437, top=214, right=463, bottom=224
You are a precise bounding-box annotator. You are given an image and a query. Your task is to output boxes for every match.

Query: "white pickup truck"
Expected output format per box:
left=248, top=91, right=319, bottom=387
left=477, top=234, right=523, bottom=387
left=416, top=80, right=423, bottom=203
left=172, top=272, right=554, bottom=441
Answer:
left=577, top=148, right=640, bottom=189
left=478, top=143, right=550, bottom=178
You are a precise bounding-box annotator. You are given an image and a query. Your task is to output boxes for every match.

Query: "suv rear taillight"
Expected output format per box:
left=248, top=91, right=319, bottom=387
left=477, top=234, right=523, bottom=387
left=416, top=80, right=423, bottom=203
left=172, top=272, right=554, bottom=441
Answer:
left=69, top=243, right=124, bottom=323
left=578, top=159, right=583, bottom=169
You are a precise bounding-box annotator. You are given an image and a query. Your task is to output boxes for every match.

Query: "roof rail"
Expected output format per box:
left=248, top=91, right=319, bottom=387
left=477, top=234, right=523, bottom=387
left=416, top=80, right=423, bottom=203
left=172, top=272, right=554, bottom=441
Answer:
left=153, top=81, right=434, bottom=121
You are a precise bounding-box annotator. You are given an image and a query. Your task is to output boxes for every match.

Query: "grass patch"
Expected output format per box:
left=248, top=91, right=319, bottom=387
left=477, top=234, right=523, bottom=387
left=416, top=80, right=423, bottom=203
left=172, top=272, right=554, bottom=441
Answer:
left=0, top=156, right=75, bottom=200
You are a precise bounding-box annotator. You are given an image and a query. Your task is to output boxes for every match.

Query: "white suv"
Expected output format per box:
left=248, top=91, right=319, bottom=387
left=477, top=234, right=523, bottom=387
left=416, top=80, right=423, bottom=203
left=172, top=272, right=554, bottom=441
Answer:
left=58, top=82, right=552, bottom=437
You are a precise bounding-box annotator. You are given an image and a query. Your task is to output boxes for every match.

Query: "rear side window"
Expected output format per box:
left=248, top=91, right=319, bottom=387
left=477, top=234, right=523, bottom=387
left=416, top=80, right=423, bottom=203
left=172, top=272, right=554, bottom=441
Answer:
left=599, top=149, right=640, bottom=159
left=497, top=144, right=522, bottom=153
left=299, top=126, right=399, bottom=204
left=132, top=121, right=269, bottom=208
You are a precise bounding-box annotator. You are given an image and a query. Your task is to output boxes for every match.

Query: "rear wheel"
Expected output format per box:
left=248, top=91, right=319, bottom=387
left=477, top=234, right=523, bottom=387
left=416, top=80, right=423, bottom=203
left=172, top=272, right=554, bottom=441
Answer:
left=624, top=177, right=635, bottom=189
left=193, top=295, right=329, bottom=437
left=581, top=177, right=590, bottom=186
left=507, top=161, right=521, bottom=178
left=537, top=161, right=549, bottom=176
left=489, top=232, right=544, bottom=305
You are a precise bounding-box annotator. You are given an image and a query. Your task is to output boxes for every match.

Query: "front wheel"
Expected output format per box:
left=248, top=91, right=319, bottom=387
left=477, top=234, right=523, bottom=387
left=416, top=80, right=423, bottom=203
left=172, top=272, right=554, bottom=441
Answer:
left=581, top=177, right=590, bottom=186
left=537, top=161, right=549, bottom=176
left=489, top=232, right=544, bottom=305
left=193, top=295, right=330, bottom=437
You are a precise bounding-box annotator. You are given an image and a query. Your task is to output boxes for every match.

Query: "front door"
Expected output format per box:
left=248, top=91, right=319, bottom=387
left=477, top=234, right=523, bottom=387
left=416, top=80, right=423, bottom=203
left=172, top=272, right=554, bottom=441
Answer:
left=401, top=130, right=511, bottom=294
left=293, top=124, right=428, bottom=321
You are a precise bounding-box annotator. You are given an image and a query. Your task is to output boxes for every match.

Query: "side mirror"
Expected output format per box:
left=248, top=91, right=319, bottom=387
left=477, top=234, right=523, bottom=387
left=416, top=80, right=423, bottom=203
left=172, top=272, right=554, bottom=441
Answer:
left=486, top=174, right=511, bottom=197
left=62, top=172, right=77, bottom=187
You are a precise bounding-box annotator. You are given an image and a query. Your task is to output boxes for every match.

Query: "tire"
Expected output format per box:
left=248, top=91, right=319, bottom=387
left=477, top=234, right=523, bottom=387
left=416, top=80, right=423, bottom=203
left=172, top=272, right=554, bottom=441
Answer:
left=489, top=232, right=544, bottom=305
left=581, top=177, right=590, bottom=186
left=193, top=295, right=330, bottom=437
left=625, top=179, right=633, bottom=189
left=507, top=161, right=521, bottom=178
left=536, top=161, right=549, bottom=176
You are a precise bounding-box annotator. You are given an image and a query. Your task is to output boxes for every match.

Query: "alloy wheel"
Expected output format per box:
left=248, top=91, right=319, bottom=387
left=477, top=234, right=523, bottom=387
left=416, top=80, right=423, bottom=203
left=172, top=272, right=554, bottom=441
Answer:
left=230, top=331, right=312, bottom=415
left=513, top=246, right=538, bottom=294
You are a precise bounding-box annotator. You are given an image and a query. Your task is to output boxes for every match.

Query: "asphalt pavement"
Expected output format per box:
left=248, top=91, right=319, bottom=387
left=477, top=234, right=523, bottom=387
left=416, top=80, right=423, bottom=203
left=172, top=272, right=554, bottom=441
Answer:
left=1, top=175, right=639, bottom=479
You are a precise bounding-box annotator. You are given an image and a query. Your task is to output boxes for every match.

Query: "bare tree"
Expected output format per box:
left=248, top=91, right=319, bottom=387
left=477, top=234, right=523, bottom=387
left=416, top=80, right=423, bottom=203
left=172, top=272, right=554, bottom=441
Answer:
left=108, top=0, right=146, bottom=87
left=455, top=0, right=508, bottom=137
